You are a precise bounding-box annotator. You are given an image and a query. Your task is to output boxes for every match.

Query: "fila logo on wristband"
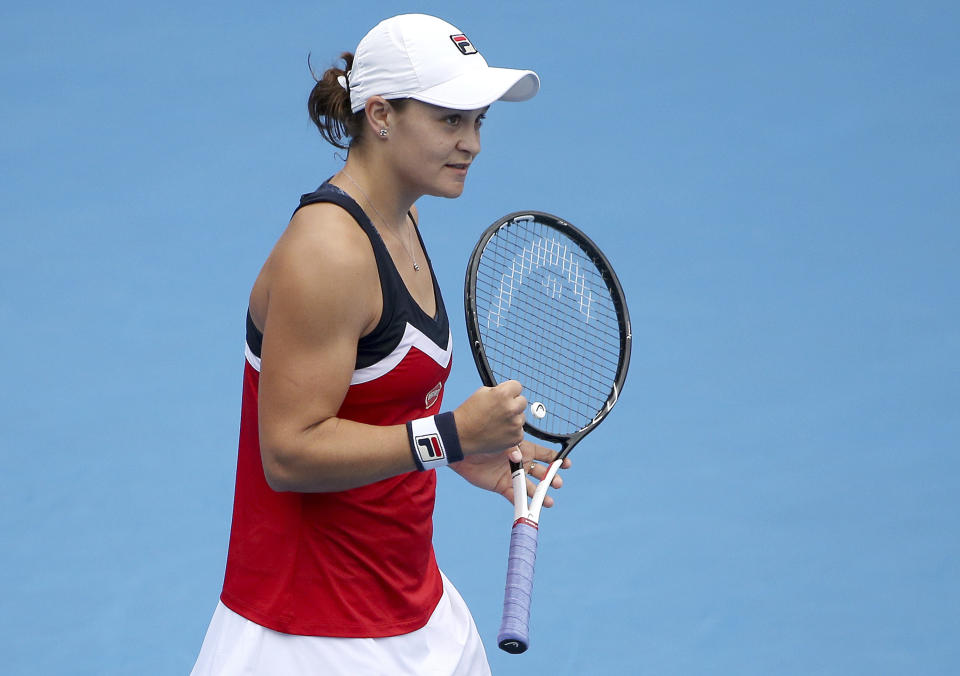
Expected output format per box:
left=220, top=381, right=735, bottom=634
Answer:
left=415, top=433, right=445, bottom=463
left=407, top=412, right=464, bottom=470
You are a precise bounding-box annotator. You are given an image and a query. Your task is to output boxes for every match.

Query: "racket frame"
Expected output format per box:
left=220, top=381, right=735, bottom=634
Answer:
left=464, top=211, right=632, bottom=455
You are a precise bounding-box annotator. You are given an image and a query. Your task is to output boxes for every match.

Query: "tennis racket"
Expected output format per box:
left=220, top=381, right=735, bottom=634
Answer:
left=464, top=211, right=632, bottom=654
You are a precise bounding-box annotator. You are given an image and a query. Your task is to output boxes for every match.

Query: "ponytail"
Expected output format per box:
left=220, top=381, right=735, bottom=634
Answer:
left=307, top=52, right=365, bottom=149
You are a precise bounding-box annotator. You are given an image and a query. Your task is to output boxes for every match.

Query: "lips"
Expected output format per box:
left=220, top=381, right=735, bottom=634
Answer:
left=446, top=163, right=471, bottom=180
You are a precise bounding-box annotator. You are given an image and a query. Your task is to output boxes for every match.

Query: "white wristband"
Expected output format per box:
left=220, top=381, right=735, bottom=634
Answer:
left=406, top=412, right=464, bottom=470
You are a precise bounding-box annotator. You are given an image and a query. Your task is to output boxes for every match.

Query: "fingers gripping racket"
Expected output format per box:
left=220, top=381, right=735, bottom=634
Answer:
left=464, top=211, right=632, bottom=654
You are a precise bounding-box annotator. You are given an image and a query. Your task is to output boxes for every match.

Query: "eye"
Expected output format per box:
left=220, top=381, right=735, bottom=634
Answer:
left=445, top=114, right=462, bottom=127
left=475, top=114, right=486, bottom=129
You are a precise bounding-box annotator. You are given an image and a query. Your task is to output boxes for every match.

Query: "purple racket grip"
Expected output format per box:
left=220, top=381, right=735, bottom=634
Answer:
left=497, top=519, right=539, bottom=653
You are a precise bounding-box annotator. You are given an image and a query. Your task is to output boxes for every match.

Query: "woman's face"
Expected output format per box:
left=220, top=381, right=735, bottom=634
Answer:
left=385, top=100, right=487, bottom=199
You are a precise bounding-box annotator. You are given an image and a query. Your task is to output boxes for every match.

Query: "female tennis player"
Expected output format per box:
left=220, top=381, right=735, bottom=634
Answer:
left=191, top=14, right=569, bottom=675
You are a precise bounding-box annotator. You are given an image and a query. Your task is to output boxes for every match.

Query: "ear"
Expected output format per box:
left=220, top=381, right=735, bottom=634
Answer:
left=364, top=96, right=394, bottom=137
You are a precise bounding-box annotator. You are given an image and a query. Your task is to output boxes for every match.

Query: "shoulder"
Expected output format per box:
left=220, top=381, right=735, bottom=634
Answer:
left=252, top=202, right=380, bottom=333
left=269, top=202, right=376, bottom=285
left=285, top=201, right=373, bottom=261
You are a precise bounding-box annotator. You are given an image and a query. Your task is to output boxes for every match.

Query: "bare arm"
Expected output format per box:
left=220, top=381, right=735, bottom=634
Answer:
left=254, top=204, right=525, bottom=493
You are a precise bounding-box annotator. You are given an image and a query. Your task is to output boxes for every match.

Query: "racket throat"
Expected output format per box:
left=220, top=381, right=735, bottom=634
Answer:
left=511, top=464, right=527, bottom=521
left=512, top=457, right=565, bottom=523
left=527, top=458, right=564, bottom=522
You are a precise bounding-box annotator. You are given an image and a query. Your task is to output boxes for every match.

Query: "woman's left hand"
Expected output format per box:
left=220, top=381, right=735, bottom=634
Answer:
left=450, top=441, right=572, bottom=508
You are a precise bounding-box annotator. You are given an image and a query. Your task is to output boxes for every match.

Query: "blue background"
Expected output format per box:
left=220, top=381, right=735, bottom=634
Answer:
left=2, top=1, right=957, bottom=674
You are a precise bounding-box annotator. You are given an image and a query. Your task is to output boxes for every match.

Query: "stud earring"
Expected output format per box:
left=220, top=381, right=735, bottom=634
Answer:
left=378, top=128, right=388, bottom=137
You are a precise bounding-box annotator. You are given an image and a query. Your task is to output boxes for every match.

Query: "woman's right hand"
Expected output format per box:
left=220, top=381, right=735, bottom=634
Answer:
left=454, top=381, right=528, bottom=456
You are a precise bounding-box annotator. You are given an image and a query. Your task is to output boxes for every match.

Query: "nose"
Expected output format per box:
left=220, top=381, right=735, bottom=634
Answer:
left=457, top=125, right=481, bottom=157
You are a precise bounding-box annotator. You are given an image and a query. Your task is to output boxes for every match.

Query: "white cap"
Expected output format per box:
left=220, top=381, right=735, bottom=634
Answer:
left=345, top=14, right=540, bottom=113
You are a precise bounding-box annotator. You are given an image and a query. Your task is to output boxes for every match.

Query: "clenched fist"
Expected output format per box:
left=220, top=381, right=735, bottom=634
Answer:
left=453, top=381, right=527, bottom=456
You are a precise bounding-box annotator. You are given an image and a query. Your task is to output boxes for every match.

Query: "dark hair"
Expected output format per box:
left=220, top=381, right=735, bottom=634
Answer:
left=307, top=52, right=364, bottom=149
left=307, top=52, right=409, bottom=150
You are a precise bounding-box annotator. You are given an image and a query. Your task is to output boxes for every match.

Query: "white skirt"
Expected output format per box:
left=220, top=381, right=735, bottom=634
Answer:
left=190, top=572, right=490, bottom=676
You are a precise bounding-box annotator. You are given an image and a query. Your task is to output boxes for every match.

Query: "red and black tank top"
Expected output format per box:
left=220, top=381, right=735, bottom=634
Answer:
left=219, top=183, right=453, bottom=637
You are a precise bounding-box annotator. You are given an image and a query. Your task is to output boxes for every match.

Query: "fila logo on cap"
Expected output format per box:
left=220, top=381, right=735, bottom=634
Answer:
left=449, top=34, right=478, bottom=55
left=415, top=433, right=445, bottom=463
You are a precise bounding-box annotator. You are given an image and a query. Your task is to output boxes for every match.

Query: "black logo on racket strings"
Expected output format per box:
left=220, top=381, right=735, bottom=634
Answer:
left=450, top=34, right=478, bottom=55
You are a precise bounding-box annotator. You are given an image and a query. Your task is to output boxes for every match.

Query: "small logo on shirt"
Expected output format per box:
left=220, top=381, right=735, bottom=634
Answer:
left=425, top=381, right=442, bottom=408
left=415, top=433, right=445, bottom=462
left=450, top=34, right=478, bottom=55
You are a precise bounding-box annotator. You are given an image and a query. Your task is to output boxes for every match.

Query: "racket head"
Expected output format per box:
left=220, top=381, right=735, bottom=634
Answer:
left=464, top=211, right=632, bottom=458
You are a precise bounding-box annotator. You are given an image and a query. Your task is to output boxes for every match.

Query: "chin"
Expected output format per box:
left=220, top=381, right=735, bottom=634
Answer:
left=429, top=183, right=466, bottom=199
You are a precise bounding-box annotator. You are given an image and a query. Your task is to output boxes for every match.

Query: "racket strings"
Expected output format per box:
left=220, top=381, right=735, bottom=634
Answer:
left=476, top=245, right=623, bottom=342
left=477, top=317, right=618, bottom=399
left=475, top=231, right=622, bottom=355
left=485, top=332, right=617, bottom=433
left=474, top=220, right=623, bottom=436
left=474, top=286, right=621, bottom=373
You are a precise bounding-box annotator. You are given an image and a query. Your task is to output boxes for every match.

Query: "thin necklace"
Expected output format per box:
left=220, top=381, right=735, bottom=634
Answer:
left=339, top=169, right=421, bottom=272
